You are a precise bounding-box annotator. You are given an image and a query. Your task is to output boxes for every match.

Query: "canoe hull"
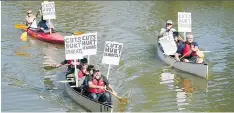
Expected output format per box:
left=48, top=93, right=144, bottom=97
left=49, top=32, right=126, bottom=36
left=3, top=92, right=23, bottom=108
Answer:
left=24, top=29, right=64, bottom=45
left=156, top=40, right=208, bottom=79
left=64, top=82, right=113, bottom=112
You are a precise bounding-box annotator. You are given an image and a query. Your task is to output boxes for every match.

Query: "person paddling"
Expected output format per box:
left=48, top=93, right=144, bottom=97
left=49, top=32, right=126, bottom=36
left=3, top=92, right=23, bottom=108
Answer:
left=55, top=59, right=80, bottom=76
left=88, top=70, right=117, bottom=105
left=175, top=32, right=204, bottom=63
left=25, top=10, right=38, bottom=31
left=159, top=20, right=176, bottom=40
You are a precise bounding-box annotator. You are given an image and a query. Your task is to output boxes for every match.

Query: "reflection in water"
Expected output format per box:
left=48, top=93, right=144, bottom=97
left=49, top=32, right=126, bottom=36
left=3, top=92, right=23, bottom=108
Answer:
left=160, top=72, right=196, bottom=111
left=15, top=45, right=30, bottom=57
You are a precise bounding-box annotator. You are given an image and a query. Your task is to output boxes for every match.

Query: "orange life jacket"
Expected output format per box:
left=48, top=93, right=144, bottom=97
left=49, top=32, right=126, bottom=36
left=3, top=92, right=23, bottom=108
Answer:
left=182, top=42, right=197, bottom=57
left=89, top=77, right=105, bottom=94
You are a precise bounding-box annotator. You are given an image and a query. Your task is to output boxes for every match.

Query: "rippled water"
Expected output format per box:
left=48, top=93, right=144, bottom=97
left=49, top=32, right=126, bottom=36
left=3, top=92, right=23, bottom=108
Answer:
left=2, top=1, right=234, bottom=112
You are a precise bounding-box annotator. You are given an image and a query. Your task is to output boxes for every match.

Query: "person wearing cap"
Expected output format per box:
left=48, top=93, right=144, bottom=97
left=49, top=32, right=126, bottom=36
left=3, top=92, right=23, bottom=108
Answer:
left=25, top=9, right=38, bottom=30
left=159, top=20, right=176, bottom=40
left=88, top=70, right=117, bottom=105
left=175, top=32, right=204, bottom=63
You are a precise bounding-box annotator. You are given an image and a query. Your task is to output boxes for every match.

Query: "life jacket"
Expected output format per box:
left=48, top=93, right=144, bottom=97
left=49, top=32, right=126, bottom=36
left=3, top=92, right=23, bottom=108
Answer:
left=67, top=59, right=79, bottom=68
left=89, top=77, right=105, bottom=94
left=77, top=68, right=88, bottom=78
left=182, top=42, right=197, bottom=57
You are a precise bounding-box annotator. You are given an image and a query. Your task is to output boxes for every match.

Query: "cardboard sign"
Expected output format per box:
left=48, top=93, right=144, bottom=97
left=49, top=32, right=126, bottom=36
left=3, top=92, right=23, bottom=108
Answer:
left=82, top=32, right=97, bottom=56
left=64, top=35, right=83, bottom=60
left=159, top=38, right=177, bottom=55
left=178, top=12, right=191, bottom=32
left=102, top=41, right=123, bottom=65
left=41, top=1, right=56, bottom=20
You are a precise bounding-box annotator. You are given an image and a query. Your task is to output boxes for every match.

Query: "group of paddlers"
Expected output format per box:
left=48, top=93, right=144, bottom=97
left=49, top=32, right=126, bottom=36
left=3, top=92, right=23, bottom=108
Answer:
left=55, top=58, right=117, bottom=105
left=158, top=20, right=204, bottom=64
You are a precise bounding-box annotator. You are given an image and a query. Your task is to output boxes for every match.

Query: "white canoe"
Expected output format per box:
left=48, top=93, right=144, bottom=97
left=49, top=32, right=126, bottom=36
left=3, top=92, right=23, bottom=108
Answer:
left=156, top=39, right=208, bottom=79
left=64, top=79, right=113, bottom=112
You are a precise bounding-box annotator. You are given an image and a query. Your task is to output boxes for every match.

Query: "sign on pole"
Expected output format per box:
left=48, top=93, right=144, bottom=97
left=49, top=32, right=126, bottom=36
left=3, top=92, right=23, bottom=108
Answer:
left=41, top=1, right=56, bottom=20
left=82, top=32, right=97, bottom=56
left=178, top=12, right=191, bottom=32
left=102, top=41, right=123, bottom=65
left=64, top=35, right=83, bottom=60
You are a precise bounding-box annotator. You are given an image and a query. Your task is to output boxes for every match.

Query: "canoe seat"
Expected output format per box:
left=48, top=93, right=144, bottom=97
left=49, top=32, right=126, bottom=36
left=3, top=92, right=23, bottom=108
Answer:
left=67, top=78, right=75, bottom=82
left=67, top=74, right=75, bottom=78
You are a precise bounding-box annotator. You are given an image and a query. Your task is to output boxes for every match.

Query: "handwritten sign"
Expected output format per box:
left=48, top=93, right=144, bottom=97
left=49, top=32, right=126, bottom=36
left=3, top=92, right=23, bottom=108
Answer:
left=102, top=41, right=123, bottom=65
left=82, top=32, right=97, bottom=56
left=41, top=1, right=56, bottom=20
left=64, top=35, right=83, bottom=60
left=178, top=12, right=191, bottom=32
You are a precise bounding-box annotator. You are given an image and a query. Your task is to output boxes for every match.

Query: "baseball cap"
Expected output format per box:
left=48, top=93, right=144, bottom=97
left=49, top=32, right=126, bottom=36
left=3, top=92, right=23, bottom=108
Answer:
left=167, top=20, right=173, bottom=24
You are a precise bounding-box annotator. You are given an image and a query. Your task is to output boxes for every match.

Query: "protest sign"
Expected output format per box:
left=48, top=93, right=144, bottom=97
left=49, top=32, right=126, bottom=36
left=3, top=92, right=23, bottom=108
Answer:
left=64, top=35, right=83, bottom=60
left=41, top=1, right=56, bottom=20
left=102, top=41, right=123, bottom=65
left=82, top=32, right=97, bottom=56
left=178, top=12, right=191, bottom=32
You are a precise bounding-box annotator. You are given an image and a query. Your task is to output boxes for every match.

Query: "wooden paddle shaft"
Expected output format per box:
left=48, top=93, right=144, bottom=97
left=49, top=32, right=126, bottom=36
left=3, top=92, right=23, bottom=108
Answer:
left=105, top=89, right=121, bottom=99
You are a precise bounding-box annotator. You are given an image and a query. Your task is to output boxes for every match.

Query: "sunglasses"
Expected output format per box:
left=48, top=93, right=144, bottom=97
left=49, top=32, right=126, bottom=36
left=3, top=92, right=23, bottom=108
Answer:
left=27, top=12, right=32, bottom=14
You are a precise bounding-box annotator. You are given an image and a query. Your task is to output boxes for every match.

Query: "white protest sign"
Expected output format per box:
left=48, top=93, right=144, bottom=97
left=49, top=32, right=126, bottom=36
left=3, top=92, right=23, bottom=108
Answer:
left=102, top=41, right=123, bottom=65
left=41, top=1, right=56, bottom=20
left=159, top=38, right=177, bottom=55
left=178, top=12, right=191, bottom=32
left=82, top=32, right=97, bottom=56
left=64, top=35, right=83, bottom=60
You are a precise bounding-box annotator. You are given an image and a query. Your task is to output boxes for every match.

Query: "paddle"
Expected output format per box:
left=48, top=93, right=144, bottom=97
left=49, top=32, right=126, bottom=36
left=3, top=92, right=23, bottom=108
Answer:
left=21, top=10, right=41, bottom=41
left=105, top=89, right=129, bottom=104
left=14, top=24, right=84, bottom=35
left=168, top=50, right=191, bottom=68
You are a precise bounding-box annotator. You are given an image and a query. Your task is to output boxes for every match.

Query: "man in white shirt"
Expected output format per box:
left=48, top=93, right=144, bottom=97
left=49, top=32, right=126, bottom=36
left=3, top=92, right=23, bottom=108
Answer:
left=159, top=20, right=176, bottom=41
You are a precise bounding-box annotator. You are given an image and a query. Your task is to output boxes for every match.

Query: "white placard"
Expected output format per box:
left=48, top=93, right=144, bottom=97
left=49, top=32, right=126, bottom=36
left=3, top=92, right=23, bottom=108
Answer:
left=64, top=35, right=83, bottom=60
left=102, top=41, right=123, bottom=65
left=159, top=38, right=177, bottom=55
left=178, top=12, right=191, bottom=32
left=41, top=1, right=56, bottom=20
left=82, top=32, right=97, bottom=56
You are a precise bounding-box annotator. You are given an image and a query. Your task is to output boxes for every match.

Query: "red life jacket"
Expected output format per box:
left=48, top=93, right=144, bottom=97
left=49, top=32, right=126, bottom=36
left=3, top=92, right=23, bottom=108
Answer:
left=89, top=77, right=105, bottom=94
left=77, top=68, right=88, bottom=78
left=67, top=59, right=79, bottom=68
left=182, top=42, right=197, bottom=57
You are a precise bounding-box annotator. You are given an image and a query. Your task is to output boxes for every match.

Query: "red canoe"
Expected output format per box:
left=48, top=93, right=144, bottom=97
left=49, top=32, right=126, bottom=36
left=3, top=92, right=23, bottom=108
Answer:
left=24, top=29, right=64, bottom=45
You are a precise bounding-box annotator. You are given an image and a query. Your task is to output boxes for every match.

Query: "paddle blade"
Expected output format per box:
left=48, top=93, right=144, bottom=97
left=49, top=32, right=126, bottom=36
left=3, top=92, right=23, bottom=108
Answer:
left=43, top=65, right=57, bottom=70
left=74, top=32, right=84, bottom=35
left=118, top=98, right=129, bottom=104
left=20, top=32, right=28, bottom=41
left=196, top=50, right=205, bottom=58
left=15, top=24, right=28, bottom=29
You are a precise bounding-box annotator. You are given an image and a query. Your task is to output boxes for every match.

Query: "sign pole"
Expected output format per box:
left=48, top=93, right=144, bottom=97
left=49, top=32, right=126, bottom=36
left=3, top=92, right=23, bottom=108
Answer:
left=184, top=32, right=186, bottom=41
left=107, top=64, right=111, bottom=79
left=88, top=55, right=90, bottom=64
left=74, top=59, right=79, bottom=87
left=49, top=19, right=51, bottom=34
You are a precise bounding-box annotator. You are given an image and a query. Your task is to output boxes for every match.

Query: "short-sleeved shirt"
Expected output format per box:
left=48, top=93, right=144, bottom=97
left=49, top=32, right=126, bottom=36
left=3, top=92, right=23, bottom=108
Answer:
left=176, top=42, right=198, bottom=55
left=88, top=75, right=109, bottom=86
